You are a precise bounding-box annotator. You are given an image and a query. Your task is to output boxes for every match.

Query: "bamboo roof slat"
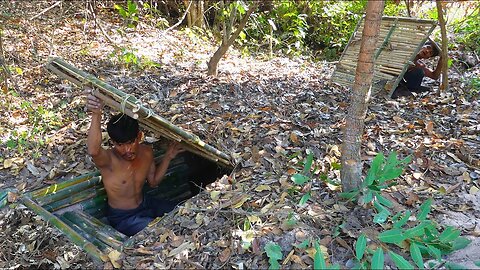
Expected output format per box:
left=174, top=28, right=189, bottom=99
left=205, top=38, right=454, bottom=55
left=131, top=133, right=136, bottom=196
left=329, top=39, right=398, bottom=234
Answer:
left=331, top=16, right=437, bottom=97
left=45, top=57, right=233, bottom=168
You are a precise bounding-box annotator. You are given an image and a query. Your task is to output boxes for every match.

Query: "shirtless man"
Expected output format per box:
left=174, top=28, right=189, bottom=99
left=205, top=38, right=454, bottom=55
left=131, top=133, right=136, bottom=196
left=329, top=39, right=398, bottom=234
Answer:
left=392, top=39, right=443, bottom=99
left=86, top=92, right=183, bottom=236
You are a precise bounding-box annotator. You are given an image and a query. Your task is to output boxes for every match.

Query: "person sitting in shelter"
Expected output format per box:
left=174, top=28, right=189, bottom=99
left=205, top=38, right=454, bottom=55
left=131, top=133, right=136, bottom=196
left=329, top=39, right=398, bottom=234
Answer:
left=392, top=39, right=443, bottom=99
left=86, top=92, right=183, bottom=236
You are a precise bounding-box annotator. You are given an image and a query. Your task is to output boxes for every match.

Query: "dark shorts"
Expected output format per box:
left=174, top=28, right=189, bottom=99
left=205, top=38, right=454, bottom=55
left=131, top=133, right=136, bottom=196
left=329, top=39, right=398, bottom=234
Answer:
left=106, top=195, right=177, bottom=236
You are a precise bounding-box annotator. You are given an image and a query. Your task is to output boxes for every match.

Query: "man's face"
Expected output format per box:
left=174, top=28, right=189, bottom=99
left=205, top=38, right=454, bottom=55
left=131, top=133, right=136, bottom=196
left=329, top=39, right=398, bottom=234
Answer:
left=112, top=136, right=139, bottom=161
left=418, top=45, right=434, bottom=59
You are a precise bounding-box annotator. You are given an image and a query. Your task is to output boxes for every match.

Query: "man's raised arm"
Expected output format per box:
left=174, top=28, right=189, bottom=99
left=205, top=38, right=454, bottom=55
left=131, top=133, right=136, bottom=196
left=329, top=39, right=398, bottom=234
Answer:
left=147, top=142, right=184, bottom=187
left=86, top=91, right=111, bottom=168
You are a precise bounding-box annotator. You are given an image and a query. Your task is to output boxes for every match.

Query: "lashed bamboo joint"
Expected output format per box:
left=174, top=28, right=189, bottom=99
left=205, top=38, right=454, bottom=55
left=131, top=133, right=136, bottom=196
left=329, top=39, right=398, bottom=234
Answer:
left=5, top=58, right=236, bottom=264
left=331, top=16, right=437, bottom=98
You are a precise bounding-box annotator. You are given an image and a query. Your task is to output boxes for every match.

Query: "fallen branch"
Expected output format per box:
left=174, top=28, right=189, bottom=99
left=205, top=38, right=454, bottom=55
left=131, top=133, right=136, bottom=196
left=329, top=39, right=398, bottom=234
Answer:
left=29, top=1, right=62, bottom=20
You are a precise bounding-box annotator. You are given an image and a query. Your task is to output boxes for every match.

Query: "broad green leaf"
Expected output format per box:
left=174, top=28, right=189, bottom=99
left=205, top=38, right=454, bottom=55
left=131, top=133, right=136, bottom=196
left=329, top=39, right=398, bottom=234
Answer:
left=365, top=152, right=384, bottom=186
left=327, top=263, right=341, bottom=270
left=378, top=229, right=406, bottom=244
left=393, top=210, right=411, bottom=229
left=439, top=226, right=461, bottom=243
left=474, top=261, right=480, bottom=267
left=373, top=210, right=390, bottom=224
left=417, top=198, right=433, bottom=221
left=389, top=251, right=414, bottom=270
left=265, top=242, right=282, bottom=261
left=410, top=243, right=424, bottom=269
left=303, top=151, right=314, bottom=174
left=294, top=239, right=310, bottom=249
left=452, top=237, right=472, bottom=250
left=355, top=234, right=367, bottom=260
left=361, top=190, right=373, bottom=204
left=426, top=244, right=441, bottom=260
left=269, top=260, right=280, bottom=270
left=299, top=192, right=311, bottom=206
left=339, top=190, right=360, bottom=200
left=371, top=248, right=384, bottom=270
left=291, top=173, right=309, bottom=185
left=445, top=262, right=468, bottom=270
left=373, top=201, right=391, bottom=224
left=375, top=194, right=393, bottom=208
left=404, top=222, right=429, bottom=238
left=314, top=241, right=327, bottom=270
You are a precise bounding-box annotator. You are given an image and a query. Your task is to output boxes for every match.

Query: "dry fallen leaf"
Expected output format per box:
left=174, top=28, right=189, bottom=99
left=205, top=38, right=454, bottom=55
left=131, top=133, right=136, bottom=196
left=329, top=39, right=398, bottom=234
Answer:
left=107, top=250, right=123, bottom=269
left=219, top=247, right=231, bottom=263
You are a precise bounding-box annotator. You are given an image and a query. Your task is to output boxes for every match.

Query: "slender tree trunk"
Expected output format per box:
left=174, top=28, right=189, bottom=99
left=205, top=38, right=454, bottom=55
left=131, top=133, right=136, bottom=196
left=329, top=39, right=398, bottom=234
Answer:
left=340, top=0, right=385, bottom=192
left=436, top=0, right=449, bottom=92
left=207, top=2, right=258, bottom=76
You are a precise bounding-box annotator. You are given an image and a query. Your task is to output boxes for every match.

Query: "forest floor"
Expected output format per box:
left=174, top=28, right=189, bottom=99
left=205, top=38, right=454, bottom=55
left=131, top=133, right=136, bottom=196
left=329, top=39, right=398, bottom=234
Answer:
left=1, top=2, right=480, bottom=269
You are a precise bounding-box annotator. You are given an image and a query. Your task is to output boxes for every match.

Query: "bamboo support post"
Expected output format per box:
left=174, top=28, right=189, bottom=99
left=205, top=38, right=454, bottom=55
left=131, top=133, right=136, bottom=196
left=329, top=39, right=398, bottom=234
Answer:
left=21, top=197, right=108, bottom=262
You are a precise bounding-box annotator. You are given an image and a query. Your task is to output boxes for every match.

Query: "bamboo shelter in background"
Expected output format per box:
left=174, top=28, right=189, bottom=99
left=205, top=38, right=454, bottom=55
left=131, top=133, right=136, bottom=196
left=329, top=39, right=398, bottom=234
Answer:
left=0, top=58, right=235, bottom=264
left=331, top=16, right=438, bottom=97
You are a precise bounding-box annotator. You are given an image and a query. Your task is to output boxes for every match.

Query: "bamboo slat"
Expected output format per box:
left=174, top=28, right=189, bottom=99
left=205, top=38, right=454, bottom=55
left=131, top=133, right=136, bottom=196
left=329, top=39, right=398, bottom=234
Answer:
left=62, top=211, right=124, bottom=250
left=21, top=197, right=108, bottom=262
left=45, top=58, right=233, bottom=168
left=75, top=211, right=127, bottom=242
left=44, top=187, right=106, bottom=212
left=60, top=215, right=114, bottom=252
left=30, top=171, right=100, bottom=199
left=36, top=176, right=101, bottom=206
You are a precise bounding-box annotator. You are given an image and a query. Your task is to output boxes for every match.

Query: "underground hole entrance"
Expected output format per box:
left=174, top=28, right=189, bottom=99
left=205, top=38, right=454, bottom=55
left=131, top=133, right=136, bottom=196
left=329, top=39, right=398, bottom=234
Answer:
left=24, top=139, right=233, bottom=261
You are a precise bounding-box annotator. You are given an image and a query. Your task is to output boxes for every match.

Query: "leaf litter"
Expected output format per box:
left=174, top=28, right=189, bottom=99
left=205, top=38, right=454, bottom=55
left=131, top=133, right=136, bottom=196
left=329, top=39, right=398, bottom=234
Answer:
left=0, top=1, right=479, bottom=269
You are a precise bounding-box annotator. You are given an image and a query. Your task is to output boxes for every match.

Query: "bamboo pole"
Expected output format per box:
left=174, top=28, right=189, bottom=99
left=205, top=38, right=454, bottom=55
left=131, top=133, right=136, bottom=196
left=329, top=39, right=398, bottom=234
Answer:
left=21, top=196, right=108, bottom=262
left=45, top=57, right=233, bottom=168
left=44, top=187, right=106, bottom=212
left=60, top=214, right=114, bottom=252
left=80, top=193, right=107, bottom=210
left=36, top=176, right=101, bottom=206
left=62, top=211, right=124, bottom=250
left=30, top=171, right=99, bottom=199
left=85, top=206, right=107, bottom=219
left=75, top=211, right=127, bottom=242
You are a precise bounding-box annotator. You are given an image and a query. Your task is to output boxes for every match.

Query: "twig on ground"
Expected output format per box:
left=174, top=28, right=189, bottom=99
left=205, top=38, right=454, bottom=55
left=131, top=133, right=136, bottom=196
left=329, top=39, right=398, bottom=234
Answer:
left=29, top=1, right=62, bottom=21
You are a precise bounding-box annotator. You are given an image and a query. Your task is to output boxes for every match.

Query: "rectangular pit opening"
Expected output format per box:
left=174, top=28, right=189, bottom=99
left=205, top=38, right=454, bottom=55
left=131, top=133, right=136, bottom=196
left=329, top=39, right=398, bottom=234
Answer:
left=24, top=140, right=232, bottom=262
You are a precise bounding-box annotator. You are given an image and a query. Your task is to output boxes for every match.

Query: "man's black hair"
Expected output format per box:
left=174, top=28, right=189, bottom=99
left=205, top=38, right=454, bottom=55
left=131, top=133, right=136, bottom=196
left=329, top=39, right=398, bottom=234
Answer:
left=107, top=113, right=139, bottom=143
left=425, top=40, right=440, bottom=57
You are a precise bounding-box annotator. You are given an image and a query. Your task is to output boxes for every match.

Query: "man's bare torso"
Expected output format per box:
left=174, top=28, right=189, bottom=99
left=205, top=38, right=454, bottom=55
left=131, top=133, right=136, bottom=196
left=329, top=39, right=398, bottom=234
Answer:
left=100, top=144, right=153, bottom=210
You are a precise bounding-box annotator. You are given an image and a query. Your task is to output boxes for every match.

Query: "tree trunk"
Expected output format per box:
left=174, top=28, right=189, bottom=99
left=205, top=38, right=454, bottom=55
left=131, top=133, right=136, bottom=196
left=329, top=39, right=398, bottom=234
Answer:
left=184, top=0, right=204, bottom=28
left=340, top=0, right=385, bottom=192
left=207, top=2, right=258, bottom=76
left=436, top=0, right=449, bottom=92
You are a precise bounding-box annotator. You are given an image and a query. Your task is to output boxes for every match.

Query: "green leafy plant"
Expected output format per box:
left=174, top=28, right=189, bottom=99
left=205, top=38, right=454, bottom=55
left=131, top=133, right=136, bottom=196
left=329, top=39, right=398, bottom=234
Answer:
left=114, top=0, right=139, bottom=28
left=290, top=151, right=314, bottom=206
left=341, top=152, right=411, bottom=223
left=264, top=242, right=282, bottom=270
left=342, top=152, right=472, bottom=269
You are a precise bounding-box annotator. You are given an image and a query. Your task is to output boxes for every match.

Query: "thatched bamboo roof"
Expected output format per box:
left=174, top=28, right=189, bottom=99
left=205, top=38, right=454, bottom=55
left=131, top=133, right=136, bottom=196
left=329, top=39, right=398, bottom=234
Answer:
left=331, top=16, right=437, bottom=97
